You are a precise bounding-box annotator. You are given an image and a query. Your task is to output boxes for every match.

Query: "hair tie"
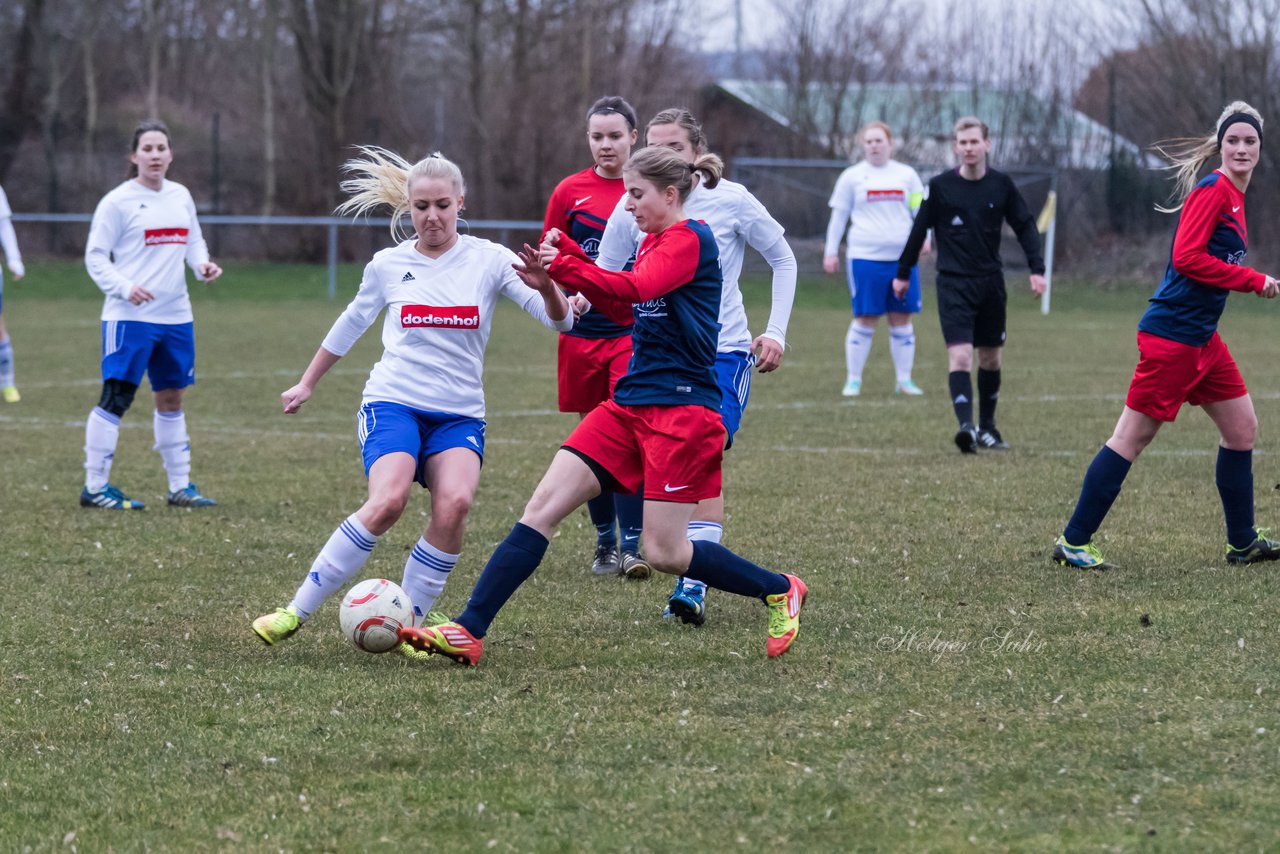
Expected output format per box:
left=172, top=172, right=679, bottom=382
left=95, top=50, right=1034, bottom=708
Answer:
left=1217, top=113, right=1263, bottom=150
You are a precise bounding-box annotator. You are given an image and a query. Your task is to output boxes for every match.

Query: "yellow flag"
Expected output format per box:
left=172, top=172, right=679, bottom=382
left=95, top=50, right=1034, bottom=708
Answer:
left=1037, top=190, right=1057, bottom=233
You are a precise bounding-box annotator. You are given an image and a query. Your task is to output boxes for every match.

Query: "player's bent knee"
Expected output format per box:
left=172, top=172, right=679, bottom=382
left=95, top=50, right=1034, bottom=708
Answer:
left=430, top=491, right=474, bottom=528
left=97, top=379, right=139, bottom=418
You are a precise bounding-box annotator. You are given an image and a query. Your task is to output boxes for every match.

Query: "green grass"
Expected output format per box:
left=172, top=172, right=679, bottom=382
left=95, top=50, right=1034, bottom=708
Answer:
left=3, top=260, right=1280, bottom=851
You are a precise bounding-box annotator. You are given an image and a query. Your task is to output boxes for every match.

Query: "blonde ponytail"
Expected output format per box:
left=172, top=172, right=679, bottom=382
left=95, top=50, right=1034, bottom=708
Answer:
left=1155, top=101, right=1264, bottom=212
left=336, top=146, right=466, bottom=240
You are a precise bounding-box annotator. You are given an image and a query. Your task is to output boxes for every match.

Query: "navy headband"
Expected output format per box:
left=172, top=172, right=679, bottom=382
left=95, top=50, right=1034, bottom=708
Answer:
left=1218, top=113, right=1262, bottom=149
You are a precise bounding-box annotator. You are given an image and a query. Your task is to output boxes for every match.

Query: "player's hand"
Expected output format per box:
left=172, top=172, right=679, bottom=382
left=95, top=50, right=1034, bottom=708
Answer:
left=513, top=243, right=554, bottom=292
left=1029, top=274, right=1047, bottom=297
left=569, top=293, right=591, bottom=319
left=199, top=261, right=223, bottom=283
left=822, top=255, right=838, bottom=275
left=891, top=277, right=910, bottom=299
left=127, top=285, right=155, bottom=305
left=1260, top=276, right=1279, bottom=299
left=753, top=335, right=784, bottom=373
left=8, top=263, right=24, bottom=281
left=541, top=228, right=563, bottom=249
left=281, top=383, right=312, bottom=414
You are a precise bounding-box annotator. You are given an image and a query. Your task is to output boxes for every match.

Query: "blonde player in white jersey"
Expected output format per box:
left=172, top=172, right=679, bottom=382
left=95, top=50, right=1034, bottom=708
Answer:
left=596, top=107, right=797, bottom=626
left=81, top=120, right=224, bottom=511
left=252, top=149, right=571, bottom=654
left=823, top=121, right=928, bottom=398
left=0, top=183, right=26, bottom=403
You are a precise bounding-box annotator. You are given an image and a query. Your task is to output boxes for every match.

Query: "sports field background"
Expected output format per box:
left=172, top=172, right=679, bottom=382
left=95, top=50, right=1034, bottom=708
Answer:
left=2, top=262, right=1279, bottom=850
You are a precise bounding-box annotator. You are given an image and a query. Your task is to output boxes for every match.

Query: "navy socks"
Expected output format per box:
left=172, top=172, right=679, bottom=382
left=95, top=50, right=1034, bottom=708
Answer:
left=1217, top=447, right=1256, bottom=550
left=684, top=540, right=788, bottom=600
left=455, top=522, right=548, bottom=638
left=1063, top=445, right=1132, bottom=545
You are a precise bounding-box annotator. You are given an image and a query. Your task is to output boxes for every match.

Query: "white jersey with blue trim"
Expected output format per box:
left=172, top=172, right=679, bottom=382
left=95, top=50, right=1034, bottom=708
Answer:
left=84, top=179, right=211, bottom=324
left=321, top=236, right=573, bottom=419
left=597, top=178, right=786, bottom=353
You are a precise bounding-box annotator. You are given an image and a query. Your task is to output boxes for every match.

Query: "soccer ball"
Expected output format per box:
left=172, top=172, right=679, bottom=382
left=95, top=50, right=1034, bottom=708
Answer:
left=338, top=578, right=414, bottom=654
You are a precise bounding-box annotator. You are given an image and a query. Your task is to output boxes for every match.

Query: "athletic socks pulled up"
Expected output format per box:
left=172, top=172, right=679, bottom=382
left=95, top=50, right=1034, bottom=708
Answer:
left=586, top=493, right=617, bottom=547
left=1063, top=445, right=1132, bottom=546
left=153, top=409, right=192, bottom=492
left=977, top=368, right=1001, bottom=431
left=0, top=338, right=14, bottom=387
left=948, top=371, right=974, bottom=427
left=289, top=514, right=378, bottom=621
left=845, top=322, right=875, bottom=382
left=84, top=406, right=121, bottom=491
left=888, top=324, right=916, bottom=383
left=683, top=540, right=788, bottom=600
left=455, top=522, right=549, bottom=638
left=401, top=537, right=459, bottom=625
left=614, top=490, right=644, bottom=554
left=1216, top=447, right=1256, bottom=550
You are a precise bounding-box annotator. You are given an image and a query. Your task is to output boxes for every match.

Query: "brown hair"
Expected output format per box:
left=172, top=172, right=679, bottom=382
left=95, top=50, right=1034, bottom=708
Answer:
left=645, top=107, right=709, bottom=155
left=127, top=119, right=171, bottom=178
left=624, top=146, right=722, bottom=202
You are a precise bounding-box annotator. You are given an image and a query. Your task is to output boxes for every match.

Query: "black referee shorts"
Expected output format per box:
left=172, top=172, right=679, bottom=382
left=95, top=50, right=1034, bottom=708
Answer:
left=936, top=272, right=1007, bottom=348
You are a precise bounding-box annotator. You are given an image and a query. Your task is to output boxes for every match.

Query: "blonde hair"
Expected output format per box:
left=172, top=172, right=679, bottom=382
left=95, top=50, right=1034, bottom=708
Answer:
left=336, top=146, right=466, bottom=239
left=625, top=147, right=723, bottom=201
left=859, top=121, right=893, bottom=144
left=646, top=108, right=710, bottom=156
left=1154, top=101, right=1264, bottom=212
left=954, top=116, right=989, bottom=139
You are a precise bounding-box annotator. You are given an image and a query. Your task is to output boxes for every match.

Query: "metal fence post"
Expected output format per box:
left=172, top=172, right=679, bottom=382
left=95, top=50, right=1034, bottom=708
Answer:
left=327, top=222, right=338, bottom=299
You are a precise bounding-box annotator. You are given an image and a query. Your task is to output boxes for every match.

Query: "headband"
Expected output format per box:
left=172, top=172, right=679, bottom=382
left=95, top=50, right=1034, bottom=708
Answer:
left=1218, top=113, right=1263, bottom=149
left=588, top=107, right=636, bottom=131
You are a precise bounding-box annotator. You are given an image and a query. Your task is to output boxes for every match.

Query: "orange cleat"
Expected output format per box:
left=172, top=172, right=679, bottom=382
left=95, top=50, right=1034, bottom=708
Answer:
left=764, top=574, right=808, bottom=658
left=398, top=621, right=484, bottom=667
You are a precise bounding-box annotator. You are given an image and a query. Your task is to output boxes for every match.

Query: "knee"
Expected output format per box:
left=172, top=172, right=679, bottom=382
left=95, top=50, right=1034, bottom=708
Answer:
left=640, top=533, right=690, bottom=574
left=97, top=379, right=138, bottom=418
left=431, top=489, right=475, bottom=532
left=1222, top=415, right=1259, bottom=450
left=364, top=491, right=410, bottom=532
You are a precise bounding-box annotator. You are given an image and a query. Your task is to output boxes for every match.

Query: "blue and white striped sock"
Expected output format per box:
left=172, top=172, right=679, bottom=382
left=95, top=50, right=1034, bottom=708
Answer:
left=401, top=537, right=459, bottom=626
left=289, top=514, right=377, bottom=621
left=153, top=409, right=191, bottom=492
left=84, top=406, right=121, bottom=491
left=0, top=338, right=14, bottom=387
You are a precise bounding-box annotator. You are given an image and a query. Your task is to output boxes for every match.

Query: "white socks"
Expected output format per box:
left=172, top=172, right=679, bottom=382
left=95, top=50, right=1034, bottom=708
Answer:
left=84, top=407, right=120, bottom=491
left=681, top=521, right=723, bottom=595
left=154, top=410, right=191, bottom=492
left=289, top=515, right=377, bottom=621
left=845, top=322, right=874, bottom=382
left=889, top=323, right=916, bottom=384
left=0, top=338, right=13, bottom=387
left=401, top=537, right=460, bottom=626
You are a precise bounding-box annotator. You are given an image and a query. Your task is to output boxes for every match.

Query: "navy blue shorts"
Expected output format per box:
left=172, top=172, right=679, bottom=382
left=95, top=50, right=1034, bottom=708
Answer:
left=357, top=401, right=485, bottom=488
left=101, top=320, right=195, bottom=390
left=849, top=259, right=921, bottom=317
left=716, top=350, right=755, bottom=450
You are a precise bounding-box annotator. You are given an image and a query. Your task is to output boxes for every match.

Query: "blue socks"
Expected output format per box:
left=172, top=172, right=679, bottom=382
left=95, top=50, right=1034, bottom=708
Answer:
left=455, top=522, right=548, bottom=638
left=949, top=371, right=973, bottom=427
left=614, top=489, right=644, bottom=554
left=1217, top=447, right=1256, bottom=550
left=684, top=540, right=788, bottom=600
left=586, top=494, right=617, bottom=547
left=1063, top=445, right=1132, bottom=546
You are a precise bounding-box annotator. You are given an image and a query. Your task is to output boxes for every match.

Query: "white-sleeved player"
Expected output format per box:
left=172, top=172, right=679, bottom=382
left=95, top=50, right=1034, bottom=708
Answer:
left=596, top=107, right=798, bottom=626
left=0, top=183, right=26, bottom=403
left=80, top=120, right=224, bottom=510
left=252, top=149, right=572, bottom=655
left=823, top=121, right=929, bottom=397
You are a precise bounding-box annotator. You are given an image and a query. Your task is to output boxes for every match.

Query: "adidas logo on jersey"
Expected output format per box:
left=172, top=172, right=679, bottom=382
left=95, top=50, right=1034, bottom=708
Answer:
left=401, top=271, right=416, bottom=282
left=400, top=304, right=480, bottom=329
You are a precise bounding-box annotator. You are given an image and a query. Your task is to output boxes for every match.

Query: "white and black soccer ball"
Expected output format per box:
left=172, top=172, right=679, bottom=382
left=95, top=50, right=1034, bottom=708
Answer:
left=338, top=578, right=414, bottom=654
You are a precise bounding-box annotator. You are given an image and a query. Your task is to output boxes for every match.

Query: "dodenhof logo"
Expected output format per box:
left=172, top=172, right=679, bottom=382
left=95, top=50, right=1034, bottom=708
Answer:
left=400, top=305, right=481, bottom=329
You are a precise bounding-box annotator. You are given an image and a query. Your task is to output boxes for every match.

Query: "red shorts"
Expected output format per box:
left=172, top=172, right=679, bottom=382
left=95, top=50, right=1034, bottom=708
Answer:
left=557, top=334, right=632, bottom=413
left=1125, top=331, right=1248, bottom=422
left=563, top=399, right=725, bottom=503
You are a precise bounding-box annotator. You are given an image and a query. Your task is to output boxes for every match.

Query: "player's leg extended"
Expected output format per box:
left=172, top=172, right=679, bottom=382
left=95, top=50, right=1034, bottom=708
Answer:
left=401, top=447, right=481, bottom=626
left=253, top=452, right=416, bottom=644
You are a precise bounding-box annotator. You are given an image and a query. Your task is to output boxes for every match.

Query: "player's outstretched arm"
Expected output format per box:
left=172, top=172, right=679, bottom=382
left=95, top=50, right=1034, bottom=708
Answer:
left=512, top=244, right=570, bottom=323
left=282, top=347, right=341, bottom=413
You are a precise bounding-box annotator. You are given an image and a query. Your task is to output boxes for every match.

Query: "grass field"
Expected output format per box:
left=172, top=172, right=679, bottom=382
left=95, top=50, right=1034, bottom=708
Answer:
left=3, top=260, right=1280, bottom=852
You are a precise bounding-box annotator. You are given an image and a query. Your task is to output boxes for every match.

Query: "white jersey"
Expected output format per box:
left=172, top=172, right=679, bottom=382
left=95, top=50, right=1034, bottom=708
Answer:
left=0, top=185, right=24, bottom=281
left=597, top=178, right=792, bottom=352
left=85, top=179, right=211, bottom=324
left=824, top=160, right=924, bottom=262
left=320, top=236, right=573, bottom=419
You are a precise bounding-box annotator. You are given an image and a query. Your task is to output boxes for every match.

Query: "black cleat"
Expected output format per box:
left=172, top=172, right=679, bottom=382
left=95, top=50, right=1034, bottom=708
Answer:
left=976, top=427, right=1010, bottom=450
left=954, top=423, right=978, bottom=454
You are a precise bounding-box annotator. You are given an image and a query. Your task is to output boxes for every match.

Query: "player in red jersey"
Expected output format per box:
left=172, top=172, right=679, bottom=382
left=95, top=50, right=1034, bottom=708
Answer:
left=543, top=96, right=649, bottom=579
left=399, top=147, right=808, bottom=666
left=1053, top=101, right=1280, bottom=570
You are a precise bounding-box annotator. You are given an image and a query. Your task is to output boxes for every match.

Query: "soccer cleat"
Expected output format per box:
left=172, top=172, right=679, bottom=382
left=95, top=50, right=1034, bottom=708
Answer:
left=80, top=483, right=145, bottom=510
left=619, top=550, right=651, bottom=580
left=252, top=606, right=301, bottom=645
left=895, top=379, right=925, bottom=396
left=398, top=621, right=484, bottom=666
left=841, top=378, right=861, bottom=397
left=1052, top=535, right=1115, bottom=570
left=954, top=423, right=978, bottom=454
left=167, top=482, right=219, bottom=508
left=2, top=385, right=19, bottom=403
left=1226, top=528, right=1280, bottom=564
left=397, top=642, right=435, bottom=662
left=590, top=543, right=621, bottom=575
left=764, top=573, right=808, bottom=658
left=976, top=427, right=1010, bottom=450
left=664, top=578, right=706, bottom=626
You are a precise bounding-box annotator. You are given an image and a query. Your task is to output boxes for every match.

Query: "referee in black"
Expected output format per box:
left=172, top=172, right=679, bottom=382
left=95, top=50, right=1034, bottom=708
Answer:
left=894, top=116, right=1046, bottom=453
